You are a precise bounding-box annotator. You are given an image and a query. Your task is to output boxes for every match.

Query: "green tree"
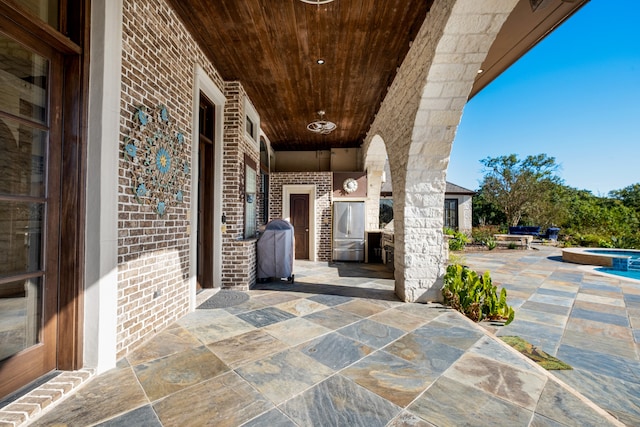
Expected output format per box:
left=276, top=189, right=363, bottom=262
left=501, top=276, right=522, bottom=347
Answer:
left=472, top=187, right=506, bottom=227
left=479, top=154, right=561, bottom=227
left=609, top=183, right=640, bottom=212
left=561, top=191, right=640, bottom=248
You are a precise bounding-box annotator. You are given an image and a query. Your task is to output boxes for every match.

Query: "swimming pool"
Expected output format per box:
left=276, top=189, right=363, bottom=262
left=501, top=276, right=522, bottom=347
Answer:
left=563, top=248, right=640, bottom=282
left=562, top=248, right=640, bottom=271
left=595, top=267, right=640, bottom=281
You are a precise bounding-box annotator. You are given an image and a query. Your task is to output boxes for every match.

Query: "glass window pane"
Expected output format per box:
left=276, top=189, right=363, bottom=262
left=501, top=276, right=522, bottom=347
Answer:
left=245, top=163, right=257, bottom=238
left=245, top=116, right=255, bottom=140
left=0, top=201, right=43, bottom=276
left=0, top=119, right=47, bottom=197
left=0, top=277, right=42, bottom=361
left=444, top=199, right=458, bottom=229
left=0, top=34, right=49, bottom=125
left=15, top=0, right=59, bottom=30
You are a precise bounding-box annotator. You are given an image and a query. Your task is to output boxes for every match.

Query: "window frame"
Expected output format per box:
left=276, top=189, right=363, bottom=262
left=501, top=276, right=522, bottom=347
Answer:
left=244, top=97, right=260, bottom=151
left=444, top=198, right=459, bottom=230
left=244, top=154, right=258, bottom=239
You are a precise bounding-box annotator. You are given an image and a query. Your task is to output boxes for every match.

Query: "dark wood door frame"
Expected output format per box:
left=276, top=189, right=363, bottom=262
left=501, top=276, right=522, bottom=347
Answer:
left=0, top=1, right=89, bottom=398
left=56, top=0, right=90, bottom=373
left=197, top=92, right=215, bottom=289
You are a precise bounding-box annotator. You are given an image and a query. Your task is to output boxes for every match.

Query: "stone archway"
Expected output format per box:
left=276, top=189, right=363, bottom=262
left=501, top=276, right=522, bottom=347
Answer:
left=364, top=0, right=519, bottom=302
left=363, top=134, right=389, bottom=231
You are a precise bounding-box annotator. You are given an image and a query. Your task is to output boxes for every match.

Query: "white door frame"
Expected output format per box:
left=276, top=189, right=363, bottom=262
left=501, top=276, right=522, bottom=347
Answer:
left=190, top=64, right=226, bottom=309
left=282, top=184, right=316, bottom=261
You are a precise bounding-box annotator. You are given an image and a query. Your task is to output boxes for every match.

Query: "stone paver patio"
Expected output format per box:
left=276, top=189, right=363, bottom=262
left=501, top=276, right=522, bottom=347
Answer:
left=464, top=245, right=640, bottom=426
left=3, top=246, right=638, bottom=426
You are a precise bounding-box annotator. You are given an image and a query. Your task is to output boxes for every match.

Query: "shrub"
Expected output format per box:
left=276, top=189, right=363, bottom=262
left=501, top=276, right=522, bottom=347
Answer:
left=445, top=229, right=468, bottom=251
left=442, top=264, right=514, bottom=325
left=471, top=225, right=500, bottom=246
left=486, top=238, right=497, bottom=250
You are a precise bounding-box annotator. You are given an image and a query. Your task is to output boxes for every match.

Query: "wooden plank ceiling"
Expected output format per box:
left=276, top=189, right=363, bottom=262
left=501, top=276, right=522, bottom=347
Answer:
left=167, top=0, right=588, bottom=151
left=168, top=0, right=432, bottom=150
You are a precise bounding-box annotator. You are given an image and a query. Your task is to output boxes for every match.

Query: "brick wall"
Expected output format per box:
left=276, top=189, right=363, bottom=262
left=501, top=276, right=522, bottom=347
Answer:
left=220, top=82, right=260, bottom=289
left=117, top=0, right=226, bottom=357
left=269, top=172, right=333, bottom=261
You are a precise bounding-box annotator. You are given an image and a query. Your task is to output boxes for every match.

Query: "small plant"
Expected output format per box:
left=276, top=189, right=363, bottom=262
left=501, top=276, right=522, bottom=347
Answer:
left=448, top=252, right=467, bottom=266
left=442, top=264, right=514, bottom=325
left=478, top=271, right=515, bottom=324
left=507, top=242, right=517, bottom=250
left=486, top=238, right=497, bottom=250
left=446, top=229, right=468, bottom=251
left=441, top=264, right=482, bottom=321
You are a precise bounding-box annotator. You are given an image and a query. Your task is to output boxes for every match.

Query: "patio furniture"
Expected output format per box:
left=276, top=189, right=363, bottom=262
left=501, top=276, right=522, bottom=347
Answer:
left=508, top=226, right=541, bottom=237
left=494, top=234, right=533, bottom=249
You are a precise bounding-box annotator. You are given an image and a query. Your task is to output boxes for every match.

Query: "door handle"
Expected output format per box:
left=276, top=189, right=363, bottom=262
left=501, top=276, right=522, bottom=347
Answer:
left=305, top=229, right=309, bottom=232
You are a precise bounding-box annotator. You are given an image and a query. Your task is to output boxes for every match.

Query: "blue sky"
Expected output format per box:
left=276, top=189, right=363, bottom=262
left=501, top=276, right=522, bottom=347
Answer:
left=447, top=0, right=640, bottom=196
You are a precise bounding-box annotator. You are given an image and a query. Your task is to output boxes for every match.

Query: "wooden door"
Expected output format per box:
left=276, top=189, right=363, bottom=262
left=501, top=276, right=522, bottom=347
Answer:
left=290, top=194, right=309, bottom=259
left=0, top=27, right=63, bottom=398
left=197, top=93, right=215, bottom=289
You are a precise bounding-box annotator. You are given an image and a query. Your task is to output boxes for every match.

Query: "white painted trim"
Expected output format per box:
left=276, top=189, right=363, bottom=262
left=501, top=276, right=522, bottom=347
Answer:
left=259, top=129, right=272, bottom=171
left=244, top=97, right=260, bottom=151
left=84, top=0, right=123, bottom=374
left=190, top=65, right=227, bottom=311
left=282, top=184, right=317, bottom=261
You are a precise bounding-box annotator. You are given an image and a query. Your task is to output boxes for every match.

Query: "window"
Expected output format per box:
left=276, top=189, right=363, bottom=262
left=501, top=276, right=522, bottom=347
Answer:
left=261, top=173, right=269, bottom=224
left=379, top=198, right=393, bottom=228
left=260, top=138, right=269, bottom=224
left=244, top=154, right=257, bottom=238
left=444, top=199, right=458, bottom=230
left=244, top=97, right=259, bottom=150
left=16, top=0, right=60, bottom=30
left=245, top=116, right=255, bottom=138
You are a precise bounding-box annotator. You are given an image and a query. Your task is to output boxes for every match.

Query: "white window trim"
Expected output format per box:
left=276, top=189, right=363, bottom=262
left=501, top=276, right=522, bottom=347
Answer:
left=244, top=97, right=260, bottom=150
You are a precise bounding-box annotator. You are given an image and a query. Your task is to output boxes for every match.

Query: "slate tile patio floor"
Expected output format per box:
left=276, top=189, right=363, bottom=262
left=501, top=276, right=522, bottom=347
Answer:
left=9, top=246, right=640, bottom=426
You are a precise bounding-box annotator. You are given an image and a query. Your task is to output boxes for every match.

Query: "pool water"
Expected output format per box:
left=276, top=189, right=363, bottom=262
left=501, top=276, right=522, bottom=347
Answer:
left=596, top=267, right=640, bottom=281
left=585, top=249, right=640, bottom=272
left=585, top=249, right=640, bottom=258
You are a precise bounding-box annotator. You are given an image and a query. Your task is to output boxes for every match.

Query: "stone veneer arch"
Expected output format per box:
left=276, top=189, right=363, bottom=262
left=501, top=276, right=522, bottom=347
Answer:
left=363, top=134, right=389, bottom=231
left=363, top=0, right=519, bottom=302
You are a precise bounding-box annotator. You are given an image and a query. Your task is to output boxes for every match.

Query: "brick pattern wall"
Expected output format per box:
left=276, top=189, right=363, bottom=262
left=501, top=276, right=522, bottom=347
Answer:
left=269, top=172, right=333, bottom=261
left=117, top=0, right=225, bottom=357
left=220, top=82, right=260, bottom=289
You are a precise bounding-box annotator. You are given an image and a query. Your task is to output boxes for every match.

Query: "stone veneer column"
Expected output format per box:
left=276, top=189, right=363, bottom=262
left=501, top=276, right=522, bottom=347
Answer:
left=363, top=0, right=518, bottom=302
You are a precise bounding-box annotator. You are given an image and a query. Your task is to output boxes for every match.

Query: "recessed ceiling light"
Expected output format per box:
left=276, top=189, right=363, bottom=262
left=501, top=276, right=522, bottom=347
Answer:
left=317, top=59, right=325, bottom=65
left=477, top=69, right=484, bottom=74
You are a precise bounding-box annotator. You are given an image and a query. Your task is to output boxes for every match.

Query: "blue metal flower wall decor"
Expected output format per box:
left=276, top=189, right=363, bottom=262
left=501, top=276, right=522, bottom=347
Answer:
left=123, top=104, right=189, bottom=217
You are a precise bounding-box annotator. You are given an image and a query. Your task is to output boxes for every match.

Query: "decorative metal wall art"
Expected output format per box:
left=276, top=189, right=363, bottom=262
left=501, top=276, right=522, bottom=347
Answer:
left=123, top=104, right=189, bottom=216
